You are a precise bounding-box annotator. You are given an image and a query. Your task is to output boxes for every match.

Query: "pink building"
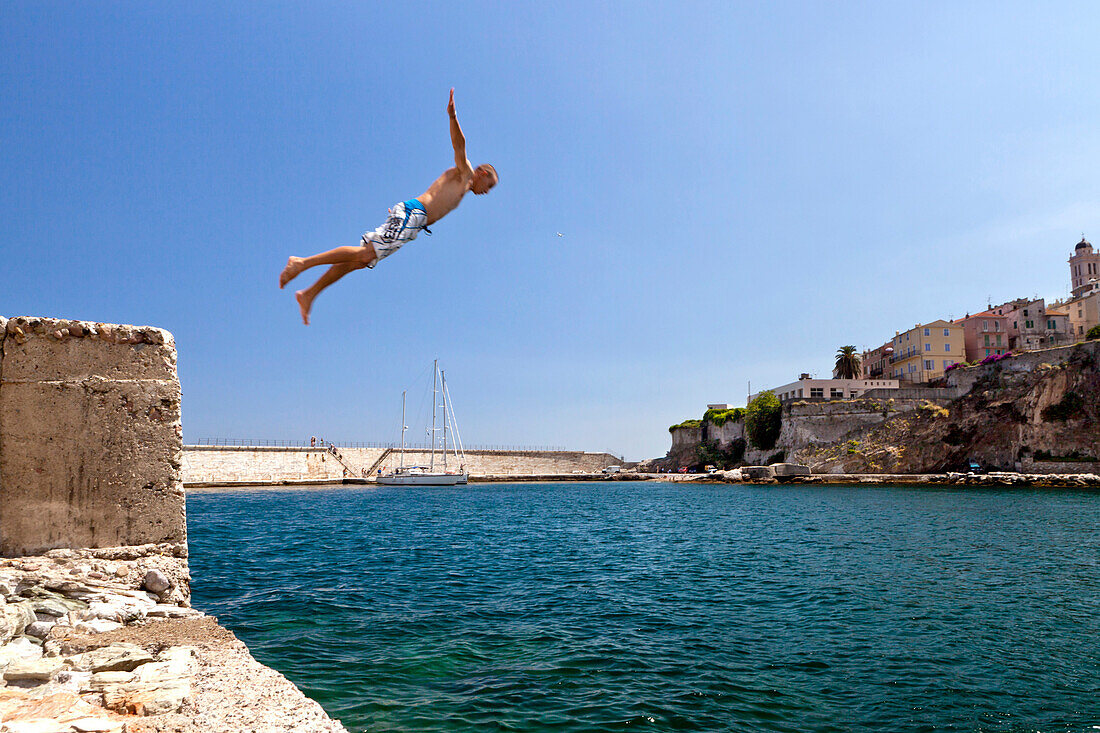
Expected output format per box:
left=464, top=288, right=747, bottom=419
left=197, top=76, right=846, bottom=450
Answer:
left=954, top=310, right=1010, bottom=362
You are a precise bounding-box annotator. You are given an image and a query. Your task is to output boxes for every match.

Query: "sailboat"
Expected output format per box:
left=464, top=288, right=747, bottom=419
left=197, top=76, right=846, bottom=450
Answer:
left=377, top=360, right=469, bottom=486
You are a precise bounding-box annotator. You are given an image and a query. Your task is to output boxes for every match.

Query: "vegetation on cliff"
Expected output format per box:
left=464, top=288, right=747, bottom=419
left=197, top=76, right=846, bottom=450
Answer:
left=695, top=438, right=746, bottom=469
left=745, top=391, right=782, bottom=450
left=703, top=407, right=745, bottom=425
left=668, top=419, right=703, bottom=432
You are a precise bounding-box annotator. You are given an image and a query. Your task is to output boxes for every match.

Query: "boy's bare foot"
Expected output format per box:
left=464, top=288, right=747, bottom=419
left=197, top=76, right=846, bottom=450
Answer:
left=295, top=290, right=313, bottom=325
left=280, top=257, right=305, bottom=288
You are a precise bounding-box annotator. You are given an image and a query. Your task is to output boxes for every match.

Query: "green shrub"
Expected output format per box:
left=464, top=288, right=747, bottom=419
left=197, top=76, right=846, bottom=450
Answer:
left=1087, top=325, right=1100, bottom=340
left=745, top=391, right=782, bottom=450
left=669, top=419, right=703, bottom=432
left=703, top=407, right=745, bottom=426
left=695, top=438, right=747, bottom=469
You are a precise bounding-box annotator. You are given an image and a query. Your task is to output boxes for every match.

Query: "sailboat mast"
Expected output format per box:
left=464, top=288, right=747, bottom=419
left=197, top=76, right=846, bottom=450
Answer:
left=441, top=371, right=448, bottom=471
left=399, top=390, right=406, bottom=469
left=430, top=359, right=438, bottom=472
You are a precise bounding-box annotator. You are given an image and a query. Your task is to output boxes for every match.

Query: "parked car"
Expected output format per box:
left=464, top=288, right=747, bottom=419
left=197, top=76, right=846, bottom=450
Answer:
left=967, top=459, right=984, bottom=474
left=602, top=465, right=621, bottom=474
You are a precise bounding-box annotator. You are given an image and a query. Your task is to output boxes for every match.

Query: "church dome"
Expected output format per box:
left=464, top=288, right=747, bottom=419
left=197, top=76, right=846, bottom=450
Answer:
left=1076, top=236, right=1091, bottom=251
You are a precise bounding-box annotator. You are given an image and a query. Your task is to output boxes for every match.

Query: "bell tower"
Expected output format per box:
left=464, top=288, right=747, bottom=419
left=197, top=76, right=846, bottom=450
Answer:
left=1069, top=235, right=1100, bottom=298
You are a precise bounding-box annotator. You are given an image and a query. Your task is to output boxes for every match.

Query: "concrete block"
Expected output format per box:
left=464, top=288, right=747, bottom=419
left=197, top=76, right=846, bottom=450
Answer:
left=0, top=317, right=185, bottom=556
left=741, top=466, right=775, bottom=481
left=773, top=463, right=811, bottom=477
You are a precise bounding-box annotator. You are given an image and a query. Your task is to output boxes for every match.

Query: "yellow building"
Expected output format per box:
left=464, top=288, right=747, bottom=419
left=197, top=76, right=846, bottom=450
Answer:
left=1065, top=283, right=1100, bottom=340
left=887, top=320, right=965, bottom=383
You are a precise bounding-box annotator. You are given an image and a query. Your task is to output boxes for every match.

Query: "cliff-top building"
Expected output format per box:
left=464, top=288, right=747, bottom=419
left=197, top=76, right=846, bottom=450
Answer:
left=887, top=320, right=965, bottom=383
left=954, top=310, right=1010, bottom=362
left=989, top=297, right=1071, bottom=350
left=751, top=376, right=899, bottom=405
left=1070, top=236, right=1100, bottom=299
left=1063, top=281, right=1100, bottom=340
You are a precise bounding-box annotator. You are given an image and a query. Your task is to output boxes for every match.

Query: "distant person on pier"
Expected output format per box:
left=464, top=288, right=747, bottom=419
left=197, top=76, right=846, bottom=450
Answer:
left=279, top=88, right=498, bottom=324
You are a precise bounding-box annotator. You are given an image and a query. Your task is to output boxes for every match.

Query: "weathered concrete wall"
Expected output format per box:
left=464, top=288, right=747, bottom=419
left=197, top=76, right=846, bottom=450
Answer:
left=0, top=317, right=186, bottom=556
left=777, top=398, right=937, bottom=452
left=181, top=446, right=356, bottom=484
left=701, top=420, right=743, bottom=448
left=1018, top=459, right=1100, bottom=474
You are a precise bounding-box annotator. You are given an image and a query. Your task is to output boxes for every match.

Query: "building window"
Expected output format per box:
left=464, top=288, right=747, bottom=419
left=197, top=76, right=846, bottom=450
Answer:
left=943, top=360, right=952, bottom=369
left=1023, top=309, right=1029, bottom=317
left=924, top=360, right=934, bottom=370
left=830, top=388, right=843, bottom=398
left=985, top=349, right=990, bottom=356
left=945, top=343, right=951, bottom=352
left=982, top=320, right=989, bottom=331
left=925, top=343, right=931, bottom=352
left=943, top=328, right=950, bottom=336
left=984, top=335, right=990, bottom=347
left=995, top=321, right=1000, bottom=331
left=1026, top=320, right=1034, bottom=329
left=1047, top=319, right=1055, bottom=329
left=996, top=335, right=1002, bottom=346
left=924, top=328, right=930, bottom=336
left=810, top=388, right=823, bottom=398
left=1013, top=321, right=1018, bottom=329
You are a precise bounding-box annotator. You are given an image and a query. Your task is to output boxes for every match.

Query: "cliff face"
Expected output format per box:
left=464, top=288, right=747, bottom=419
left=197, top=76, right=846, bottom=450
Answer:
left=797, top=342, right=1100, bottom=473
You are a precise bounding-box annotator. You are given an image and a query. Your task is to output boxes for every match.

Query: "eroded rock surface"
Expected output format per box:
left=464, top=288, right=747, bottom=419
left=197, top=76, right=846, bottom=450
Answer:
left=0, top=548, right=347, bottom=733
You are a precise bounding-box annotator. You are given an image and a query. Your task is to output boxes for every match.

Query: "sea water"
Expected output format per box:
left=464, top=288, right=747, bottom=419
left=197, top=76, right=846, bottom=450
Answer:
left=186, top=482, right=1100, bottom=732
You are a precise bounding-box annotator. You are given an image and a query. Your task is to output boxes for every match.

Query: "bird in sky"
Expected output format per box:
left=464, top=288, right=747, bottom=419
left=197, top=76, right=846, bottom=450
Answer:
left=556, top=232, right=565, bottom=237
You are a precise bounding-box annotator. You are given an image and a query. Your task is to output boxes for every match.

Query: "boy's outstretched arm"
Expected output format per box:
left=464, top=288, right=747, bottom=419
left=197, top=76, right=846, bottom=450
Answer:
left=447, top=88, right=473, bottom=175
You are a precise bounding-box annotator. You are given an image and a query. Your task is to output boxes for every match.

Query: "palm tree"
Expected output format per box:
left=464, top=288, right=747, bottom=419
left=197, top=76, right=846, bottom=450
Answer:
left=834, top=345, right=862, bottom=379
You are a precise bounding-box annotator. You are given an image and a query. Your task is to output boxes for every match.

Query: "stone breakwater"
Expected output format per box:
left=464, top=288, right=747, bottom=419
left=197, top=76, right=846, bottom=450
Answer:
left=0, top=546, right=347, bottom=733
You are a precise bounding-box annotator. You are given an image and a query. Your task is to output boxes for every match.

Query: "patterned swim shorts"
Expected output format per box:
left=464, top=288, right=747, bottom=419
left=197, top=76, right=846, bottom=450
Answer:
left=361, top=199, right=430, bottom=268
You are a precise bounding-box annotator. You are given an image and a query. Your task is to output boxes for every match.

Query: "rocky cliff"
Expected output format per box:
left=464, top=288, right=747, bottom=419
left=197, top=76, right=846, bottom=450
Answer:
left=662, top=341, right=1100, bottom=474
left=799, top=342, right=1100, bottom=473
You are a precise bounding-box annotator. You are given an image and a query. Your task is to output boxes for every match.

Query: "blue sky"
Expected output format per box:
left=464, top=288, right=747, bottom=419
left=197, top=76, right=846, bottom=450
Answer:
left=3, top=2, right=1100, bottom=460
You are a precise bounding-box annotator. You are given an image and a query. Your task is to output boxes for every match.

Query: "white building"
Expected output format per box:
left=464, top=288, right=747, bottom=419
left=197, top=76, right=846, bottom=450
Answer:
left=750, top=376, right=899, bottom=405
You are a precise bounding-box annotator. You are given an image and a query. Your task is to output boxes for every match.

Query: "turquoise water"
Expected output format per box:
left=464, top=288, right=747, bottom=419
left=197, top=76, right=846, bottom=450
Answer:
left=186, top=482, right=1100, bottom=732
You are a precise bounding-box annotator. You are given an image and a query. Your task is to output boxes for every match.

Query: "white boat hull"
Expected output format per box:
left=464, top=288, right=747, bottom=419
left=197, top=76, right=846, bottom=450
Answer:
left=376, top=473, right=468, bottom=486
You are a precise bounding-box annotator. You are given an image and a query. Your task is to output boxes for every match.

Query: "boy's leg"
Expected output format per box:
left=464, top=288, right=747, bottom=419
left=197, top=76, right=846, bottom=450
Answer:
left=293, top=241, right=378, bottom=325
left=280, top=245, right=376, bottom=288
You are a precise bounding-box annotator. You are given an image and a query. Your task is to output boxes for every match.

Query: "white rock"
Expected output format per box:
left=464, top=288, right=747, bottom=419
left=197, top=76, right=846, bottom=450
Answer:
left=3, top=656, right=65, bottom=681
left=0, top=636, right=44, bottom=668
left=84, top=670, right=135, bottom=692
left=72, top=619, right=123, bottom=634
left=142, top=569, right=170, bottom=594
left=69, top=644, right=154, bottom=672
left=23, top=620, right=55, bottom=639
left=0, top=720, right=71, bottom=733
left=69, top=718, right=124, bottom=733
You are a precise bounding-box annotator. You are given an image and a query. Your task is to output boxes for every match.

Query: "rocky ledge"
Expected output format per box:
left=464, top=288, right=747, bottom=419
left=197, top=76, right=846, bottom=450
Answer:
left=0, top=547, right=346, bottom=733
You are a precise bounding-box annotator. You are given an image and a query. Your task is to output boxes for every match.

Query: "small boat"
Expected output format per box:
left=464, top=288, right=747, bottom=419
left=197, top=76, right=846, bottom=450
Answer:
left=377, top=360, right=468, bottom=486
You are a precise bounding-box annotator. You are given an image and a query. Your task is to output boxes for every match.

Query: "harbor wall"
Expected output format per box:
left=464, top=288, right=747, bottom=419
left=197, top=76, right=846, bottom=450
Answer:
left=0, top=316, right=187, bottom=556
left=181, top=446, right=360, bottom=484
left=182, top=446, right=624, bottom=484
left=365, top=449, right=623, bottom=476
